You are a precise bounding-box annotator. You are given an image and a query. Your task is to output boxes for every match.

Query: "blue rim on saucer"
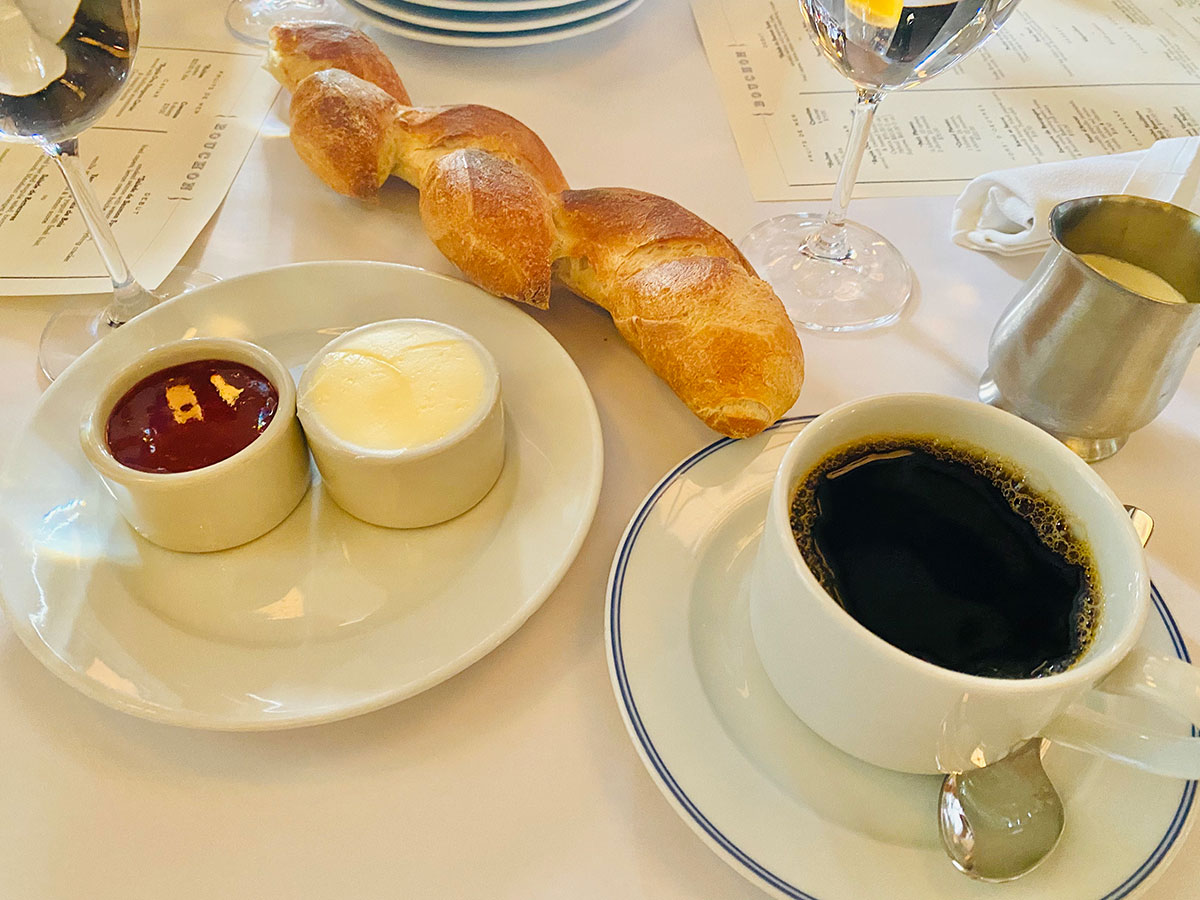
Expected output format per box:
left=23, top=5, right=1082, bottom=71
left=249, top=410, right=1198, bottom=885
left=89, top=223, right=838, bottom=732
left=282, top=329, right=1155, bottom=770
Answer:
left=607, top=414, right=1197, bottom=900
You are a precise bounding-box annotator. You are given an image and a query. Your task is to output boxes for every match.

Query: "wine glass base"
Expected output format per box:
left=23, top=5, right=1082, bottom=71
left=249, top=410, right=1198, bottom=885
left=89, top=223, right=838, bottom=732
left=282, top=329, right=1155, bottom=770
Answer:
left=38, top=305, right=115, bottom=382
left=158, top=266, right=222, bottom=296
left=38, top=267, right=221, bottom=382
left=740, top=213, right=914, bottom=333
left=225, top=0, right=343, bottom=45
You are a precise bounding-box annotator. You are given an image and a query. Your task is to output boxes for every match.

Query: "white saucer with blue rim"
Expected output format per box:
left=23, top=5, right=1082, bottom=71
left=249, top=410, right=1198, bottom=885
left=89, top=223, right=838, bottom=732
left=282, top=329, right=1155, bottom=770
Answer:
left=607, top=416, right=1196, bottom=900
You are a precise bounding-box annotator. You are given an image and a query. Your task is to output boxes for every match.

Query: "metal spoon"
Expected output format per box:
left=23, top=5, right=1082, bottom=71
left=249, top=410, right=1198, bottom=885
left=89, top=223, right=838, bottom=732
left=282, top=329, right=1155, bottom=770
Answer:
left=937, top=505, right=1153, bottom=881
left=939, top=738, right=1063, bottom=881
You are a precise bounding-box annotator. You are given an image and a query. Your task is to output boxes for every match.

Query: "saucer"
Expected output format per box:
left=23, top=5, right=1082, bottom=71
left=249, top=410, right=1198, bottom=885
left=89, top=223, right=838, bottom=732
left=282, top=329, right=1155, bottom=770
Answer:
left=607, top=417, right=1196, bottom=899
left=0, top=261, right=603, bottom=729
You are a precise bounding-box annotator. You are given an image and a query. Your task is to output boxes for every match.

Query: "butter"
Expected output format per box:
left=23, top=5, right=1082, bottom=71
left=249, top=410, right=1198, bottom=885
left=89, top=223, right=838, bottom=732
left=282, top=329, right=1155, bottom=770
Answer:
left=301, top=320, right=491, bottom=451
left=1078, top=253, right=1190, bottom=305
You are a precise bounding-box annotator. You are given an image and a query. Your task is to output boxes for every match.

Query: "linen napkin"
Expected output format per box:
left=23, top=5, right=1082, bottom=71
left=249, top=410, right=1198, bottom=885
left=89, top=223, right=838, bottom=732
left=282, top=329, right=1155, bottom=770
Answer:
left=950, top=137, right=1200, bottom=256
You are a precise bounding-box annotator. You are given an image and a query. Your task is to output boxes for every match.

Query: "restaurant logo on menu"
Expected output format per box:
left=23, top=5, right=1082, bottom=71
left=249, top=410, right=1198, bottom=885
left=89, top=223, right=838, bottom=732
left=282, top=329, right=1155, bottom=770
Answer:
left=178, top=121, right=229, bottom=192
left=734, top=50, right=767, bottom=111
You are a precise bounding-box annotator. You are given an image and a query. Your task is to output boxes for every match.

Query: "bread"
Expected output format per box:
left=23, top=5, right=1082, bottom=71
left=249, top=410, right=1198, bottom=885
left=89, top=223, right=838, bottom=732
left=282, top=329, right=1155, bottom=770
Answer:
left=287, top=69, right=403, bottom=199
left=552, top=189, right=801, bottom=438
left=266, top=23, right=803, bottom=438
left=421, top=148, right=559, bottom=308
left=266, top=22, right=411, bottom=104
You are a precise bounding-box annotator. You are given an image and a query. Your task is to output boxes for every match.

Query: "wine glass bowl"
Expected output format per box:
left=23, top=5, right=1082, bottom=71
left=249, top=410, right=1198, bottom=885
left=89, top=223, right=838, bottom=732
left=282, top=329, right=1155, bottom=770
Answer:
left=0, top=0, right=137, bottom=145
left=224, top=0, right=343, bottom=45
left=807, top=0, right=1006, bottom=90
left=0, top=0, right=199, bottom=381
left=741, top=0, right=1022, bottom=332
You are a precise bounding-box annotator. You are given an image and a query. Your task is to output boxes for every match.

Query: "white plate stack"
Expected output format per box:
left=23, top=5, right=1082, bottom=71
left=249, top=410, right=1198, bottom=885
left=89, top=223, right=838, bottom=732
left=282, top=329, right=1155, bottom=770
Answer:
left=341, top=0, right=645, bottom=46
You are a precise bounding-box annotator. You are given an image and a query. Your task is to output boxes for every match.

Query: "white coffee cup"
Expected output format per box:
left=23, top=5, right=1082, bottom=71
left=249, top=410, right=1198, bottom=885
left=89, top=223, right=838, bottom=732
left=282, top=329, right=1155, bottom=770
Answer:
left=749, top=393, right=1200, bottom=776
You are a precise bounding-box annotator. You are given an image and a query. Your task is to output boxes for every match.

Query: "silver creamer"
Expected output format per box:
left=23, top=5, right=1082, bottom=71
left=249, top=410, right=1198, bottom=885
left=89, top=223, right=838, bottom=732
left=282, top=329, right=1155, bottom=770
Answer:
left=980, top=195, right=1200, bottom=461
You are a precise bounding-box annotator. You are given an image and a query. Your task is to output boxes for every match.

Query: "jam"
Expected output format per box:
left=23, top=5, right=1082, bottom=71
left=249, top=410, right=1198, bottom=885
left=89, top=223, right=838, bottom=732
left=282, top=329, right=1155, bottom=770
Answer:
left=105, top=358, right=279, bottom=473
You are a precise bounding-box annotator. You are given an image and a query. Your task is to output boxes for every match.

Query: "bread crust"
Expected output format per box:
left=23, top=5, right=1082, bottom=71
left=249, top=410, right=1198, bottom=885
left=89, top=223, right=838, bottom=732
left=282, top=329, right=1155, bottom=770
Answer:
left=289, top=70, right=401, bottom=199
left=420, top=149, right=557, bottom=309
left=554, top=187, right=752, bottom=291
left=613, top=257, right=804, bottom=438
left=267, top=22, right=411, bottom=103
left=396, top=105, right=568, bottom=194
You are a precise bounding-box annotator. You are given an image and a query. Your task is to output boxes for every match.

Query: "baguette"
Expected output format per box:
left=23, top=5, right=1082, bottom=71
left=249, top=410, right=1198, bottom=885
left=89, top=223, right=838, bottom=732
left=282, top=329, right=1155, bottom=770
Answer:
left=267, top=23, right=803, bottom=438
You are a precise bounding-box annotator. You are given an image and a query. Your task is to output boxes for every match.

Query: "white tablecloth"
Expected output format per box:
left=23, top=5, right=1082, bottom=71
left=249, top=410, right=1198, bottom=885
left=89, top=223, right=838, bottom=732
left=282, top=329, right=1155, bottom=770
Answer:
left=2, top=0, right=1198, bottom=896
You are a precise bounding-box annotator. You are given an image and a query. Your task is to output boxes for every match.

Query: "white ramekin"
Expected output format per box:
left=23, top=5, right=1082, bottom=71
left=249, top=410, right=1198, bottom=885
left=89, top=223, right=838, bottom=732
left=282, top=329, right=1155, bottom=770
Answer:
left=297, top=319, right=505, bottom=529
left=80, top=337, right=311, bottom=553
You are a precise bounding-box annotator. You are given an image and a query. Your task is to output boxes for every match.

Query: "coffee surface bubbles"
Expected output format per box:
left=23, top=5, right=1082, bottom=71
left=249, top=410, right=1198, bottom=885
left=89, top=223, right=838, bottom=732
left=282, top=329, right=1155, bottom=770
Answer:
left=790, top=437, right=1099, bottom=679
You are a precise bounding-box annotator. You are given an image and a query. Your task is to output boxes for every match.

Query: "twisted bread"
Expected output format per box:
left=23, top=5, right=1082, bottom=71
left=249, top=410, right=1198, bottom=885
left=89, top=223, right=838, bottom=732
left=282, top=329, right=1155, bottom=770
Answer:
left=266, top=23, right=803, bottom=438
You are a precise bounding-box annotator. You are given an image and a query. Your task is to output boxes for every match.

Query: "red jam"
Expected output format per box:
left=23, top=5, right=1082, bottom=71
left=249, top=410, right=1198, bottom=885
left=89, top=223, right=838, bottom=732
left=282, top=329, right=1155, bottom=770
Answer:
left=105, top=358, right=279, bottom=473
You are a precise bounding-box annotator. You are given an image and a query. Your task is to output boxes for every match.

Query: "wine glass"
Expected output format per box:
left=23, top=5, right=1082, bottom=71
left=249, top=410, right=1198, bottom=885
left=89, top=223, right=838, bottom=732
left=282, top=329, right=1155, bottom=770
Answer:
left=0, top=0, right=197, bottom=380
left=225, top=0, right=343, bottom=44
left=740, top=0, right=1023, bottom=331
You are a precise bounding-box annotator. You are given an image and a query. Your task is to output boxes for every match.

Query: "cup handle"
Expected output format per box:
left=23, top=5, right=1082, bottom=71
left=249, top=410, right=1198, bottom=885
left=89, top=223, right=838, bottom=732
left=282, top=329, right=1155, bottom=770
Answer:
left=1041, top=649, right=1200, bottom=779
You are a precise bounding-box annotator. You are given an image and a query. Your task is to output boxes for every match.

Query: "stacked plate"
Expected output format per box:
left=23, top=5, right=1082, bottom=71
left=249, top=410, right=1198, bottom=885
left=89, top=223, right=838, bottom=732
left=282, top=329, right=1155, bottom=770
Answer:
left=342, top=0, right=645, bottom=46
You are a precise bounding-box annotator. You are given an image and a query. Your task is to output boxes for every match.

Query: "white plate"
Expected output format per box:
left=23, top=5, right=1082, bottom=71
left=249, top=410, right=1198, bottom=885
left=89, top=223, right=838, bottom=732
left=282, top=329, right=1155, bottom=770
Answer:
left=0, top=261, right=603, bottom=730
left=359, top=0, right=604, bottom=16
left=607, top=417, right=1196, bottom=900
left=347, top=0, right=643, bottom=46
left=353, top=0, right=631, bottom=33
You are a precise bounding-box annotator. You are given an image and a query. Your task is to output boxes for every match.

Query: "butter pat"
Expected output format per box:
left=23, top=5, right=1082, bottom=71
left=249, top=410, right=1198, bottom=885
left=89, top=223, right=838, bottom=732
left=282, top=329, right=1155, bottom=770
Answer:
left=297, top=319, right=505, bottom=529
left=1078, top=253, right=1190, bottom=305
left=301, top=321, right=490, bottom=450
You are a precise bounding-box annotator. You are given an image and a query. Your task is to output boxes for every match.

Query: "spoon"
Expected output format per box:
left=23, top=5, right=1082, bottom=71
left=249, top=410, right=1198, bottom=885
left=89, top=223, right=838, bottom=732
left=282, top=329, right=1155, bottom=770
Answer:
left=937, top=505, right=1154, bottom=882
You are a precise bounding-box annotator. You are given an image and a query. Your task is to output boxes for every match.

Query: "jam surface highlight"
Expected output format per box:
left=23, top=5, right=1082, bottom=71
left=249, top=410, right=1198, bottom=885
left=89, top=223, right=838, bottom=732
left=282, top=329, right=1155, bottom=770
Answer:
left=105, top=358, right=279, bottom=473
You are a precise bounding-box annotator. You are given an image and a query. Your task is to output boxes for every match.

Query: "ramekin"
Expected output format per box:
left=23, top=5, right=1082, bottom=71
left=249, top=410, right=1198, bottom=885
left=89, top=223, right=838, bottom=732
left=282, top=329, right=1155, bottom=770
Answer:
left=80, top=337, right=311, bottom=553
left=297, top=319, right=505, bottom=528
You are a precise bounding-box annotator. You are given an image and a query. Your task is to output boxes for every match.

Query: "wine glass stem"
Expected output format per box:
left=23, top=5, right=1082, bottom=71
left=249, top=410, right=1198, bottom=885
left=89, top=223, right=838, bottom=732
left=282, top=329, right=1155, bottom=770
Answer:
left=42, top=138, right=157, bottom=327
left=804, top=88, right=884, bottom=262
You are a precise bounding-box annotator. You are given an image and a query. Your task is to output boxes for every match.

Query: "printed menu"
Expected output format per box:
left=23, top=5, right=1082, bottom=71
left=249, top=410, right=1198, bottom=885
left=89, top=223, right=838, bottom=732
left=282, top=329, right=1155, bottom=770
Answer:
left=691, top=0, right=1200, bottom=200
left=0, top=10, right=279, bottom=296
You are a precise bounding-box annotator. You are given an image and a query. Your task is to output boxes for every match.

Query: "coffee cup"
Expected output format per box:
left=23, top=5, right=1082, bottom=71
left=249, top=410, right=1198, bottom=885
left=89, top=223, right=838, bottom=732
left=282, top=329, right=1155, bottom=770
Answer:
left=748, top=393, right=1200, bottom=776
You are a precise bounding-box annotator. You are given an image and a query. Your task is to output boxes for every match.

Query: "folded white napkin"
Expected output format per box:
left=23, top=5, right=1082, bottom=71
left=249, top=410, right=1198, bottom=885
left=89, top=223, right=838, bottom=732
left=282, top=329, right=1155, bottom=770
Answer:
left=951, top=137, right=1200, bottom=256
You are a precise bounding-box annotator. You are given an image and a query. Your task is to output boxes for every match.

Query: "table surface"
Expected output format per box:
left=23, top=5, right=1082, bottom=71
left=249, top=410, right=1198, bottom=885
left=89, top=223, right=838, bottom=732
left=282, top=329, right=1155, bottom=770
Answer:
left=3, top=0, right=1199, bottom=897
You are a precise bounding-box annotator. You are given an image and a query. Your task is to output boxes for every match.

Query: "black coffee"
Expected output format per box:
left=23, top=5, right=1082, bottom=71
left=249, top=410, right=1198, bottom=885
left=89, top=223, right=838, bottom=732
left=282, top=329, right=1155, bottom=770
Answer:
left=790, top=437, right=1099, bottom=679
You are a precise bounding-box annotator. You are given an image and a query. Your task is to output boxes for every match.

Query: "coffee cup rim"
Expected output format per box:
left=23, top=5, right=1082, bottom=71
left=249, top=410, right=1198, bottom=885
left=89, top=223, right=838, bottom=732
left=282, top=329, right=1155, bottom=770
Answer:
left=769, top=392, right=1150, bottom=693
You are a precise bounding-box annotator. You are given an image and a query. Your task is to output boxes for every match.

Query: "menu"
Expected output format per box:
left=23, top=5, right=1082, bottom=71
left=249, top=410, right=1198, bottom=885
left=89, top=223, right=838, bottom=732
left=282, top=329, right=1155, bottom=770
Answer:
left=691, top=0, right=1200, bottom=200
left=0, top=11, right=279, bottom=296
